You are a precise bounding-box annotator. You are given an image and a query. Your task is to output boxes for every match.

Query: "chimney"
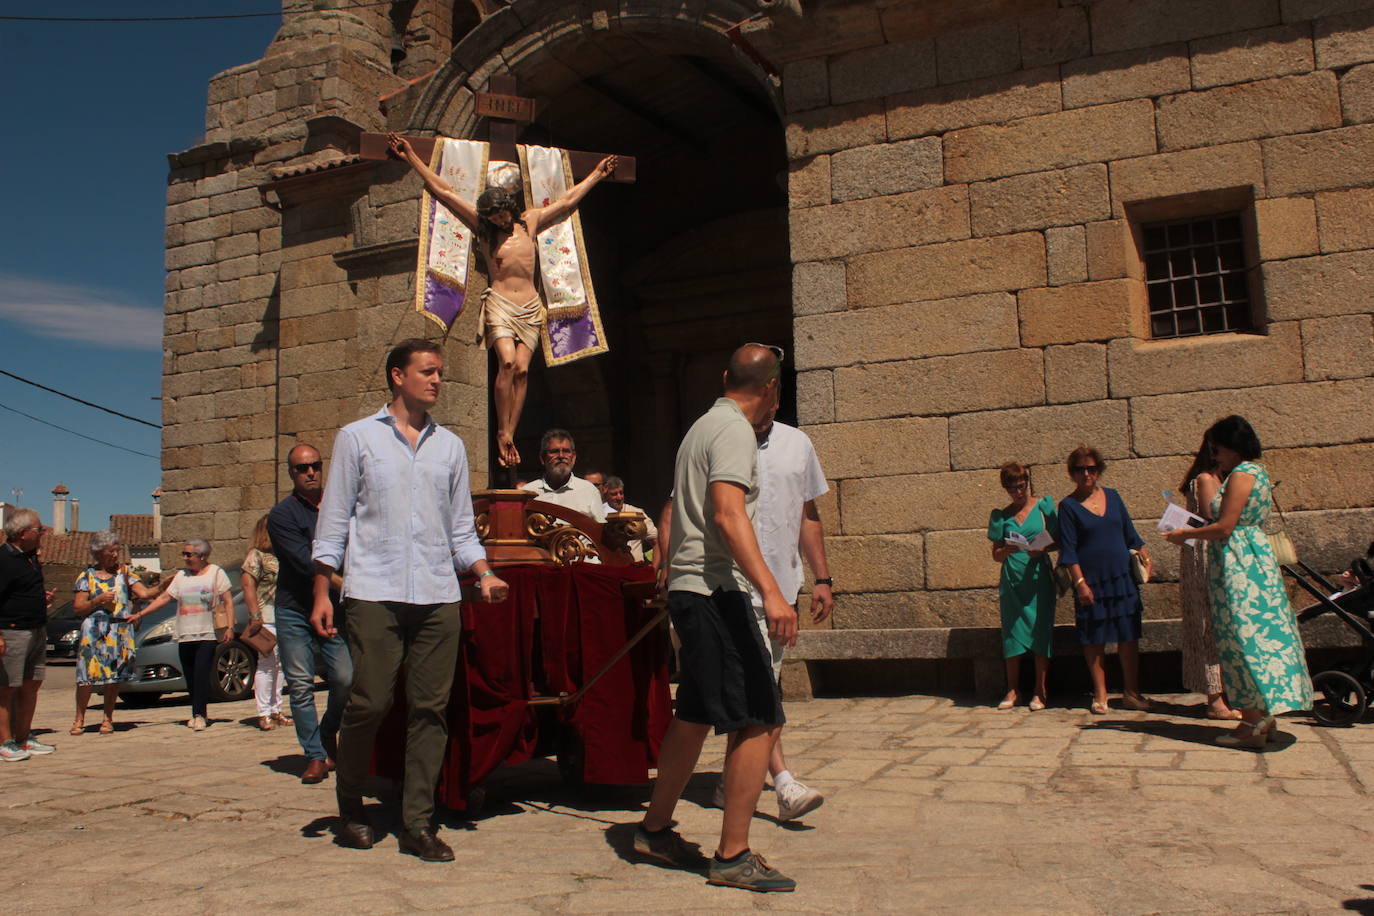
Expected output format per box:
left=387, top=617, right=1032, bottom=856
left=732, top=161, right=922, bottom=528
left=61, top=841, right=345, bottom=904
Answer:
left=70, top=497, right=80, bottom=533
left=51, top=483, right=69, bottom=536
left=152, top=487, right=163, bottom=541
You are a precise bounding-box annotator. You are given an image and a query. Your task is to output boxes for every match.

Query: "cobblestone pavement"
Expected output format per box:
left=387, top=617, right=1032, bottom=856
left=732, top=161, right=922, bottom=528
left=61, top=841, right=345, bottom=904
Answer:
left=8, top=662, right=1374, bottom=914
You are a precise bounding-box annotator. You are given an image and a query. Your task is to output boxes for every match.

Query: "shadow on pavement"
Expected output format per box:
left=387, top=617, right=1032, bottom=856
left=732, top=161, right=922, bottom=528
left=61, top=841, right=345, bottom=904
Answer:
left=1342, top=884, right=1374, bottom=913
left=1082, top=717, right=1299, bottom=751
left=601, top=820, right=709, bottom=876
left=262, top=752, right=313, bottom=778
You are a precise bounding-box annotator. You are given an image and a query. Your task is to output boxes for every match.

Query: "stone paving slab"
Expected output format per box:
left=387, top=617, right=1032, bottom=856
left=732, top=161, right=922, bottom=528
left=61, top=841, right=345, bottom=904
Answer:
left=7, top=663, right=1374, bottom=914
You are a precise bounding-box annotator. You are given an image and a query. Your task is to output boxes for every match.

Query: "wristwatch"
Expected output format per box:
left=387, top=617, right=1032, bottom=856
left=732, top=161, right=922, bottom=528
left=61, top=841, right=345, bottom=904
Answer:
left=814, top=577, right=833, bottom=586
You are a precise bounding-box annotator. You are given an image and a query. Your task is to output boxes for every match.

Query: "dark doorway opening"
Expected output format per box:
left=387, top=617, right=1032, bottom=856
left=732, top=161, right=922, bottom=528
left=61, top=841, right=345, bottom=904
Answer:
left=488, top=45, right=790, bottom=513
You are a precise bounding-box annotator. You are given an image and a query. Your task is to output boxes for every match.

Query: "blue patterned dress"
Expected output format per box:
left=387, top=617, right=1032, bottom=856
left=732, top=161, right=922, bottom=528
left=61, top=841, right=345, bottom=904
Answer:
left=73, top=567, right=138, bottom=686
left=1206, top=461, right=1313, bottom=713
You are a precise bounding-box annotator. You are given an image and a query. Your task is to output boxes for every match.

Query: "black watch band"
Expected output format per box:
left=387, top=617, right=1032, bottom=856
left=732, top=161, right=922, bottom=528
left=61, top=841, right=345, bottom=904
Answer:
left=814, top=577, right=833, bottom=586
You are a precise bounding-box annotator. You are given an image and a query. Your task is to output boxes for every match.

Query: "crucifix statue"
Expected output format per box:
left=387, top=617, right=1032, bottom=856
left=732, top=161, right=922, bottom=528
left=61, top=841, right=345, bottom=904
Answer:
left=359, top=75, right=636, bottom=470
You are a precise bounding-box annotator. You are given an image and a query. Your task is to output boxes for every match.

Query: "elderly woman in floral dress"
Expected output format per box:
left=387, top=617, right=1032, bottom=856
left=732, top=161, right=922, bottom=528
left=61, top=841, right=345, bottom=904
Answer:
left=71, top=531, right=162, bottom=735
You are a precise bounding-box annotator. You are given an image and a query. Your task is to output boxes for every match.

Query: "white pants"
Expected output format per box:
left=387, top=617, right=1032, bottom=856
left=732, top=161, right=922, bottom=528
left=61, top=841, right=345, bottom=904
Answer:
left=751, top=602, right=788, bottom=682
left=253, top=624, right=284, bottom=716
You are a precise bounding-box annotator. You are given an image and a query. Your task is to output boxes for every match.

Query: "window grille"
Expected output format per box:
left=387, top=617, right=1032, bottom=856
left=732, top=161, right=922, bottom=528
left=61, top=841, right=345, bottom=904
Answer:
left=1141, top=213, right=1251, bottom=339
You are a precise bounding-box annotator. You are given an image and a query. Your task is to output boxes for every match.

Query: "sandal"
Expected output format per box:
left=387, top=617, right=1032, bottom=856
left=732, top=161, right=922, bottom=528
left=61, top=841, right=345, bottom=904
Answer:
left=1120, top=693, right=1152, bottom=712
left=1215, top=715, right=1275, bottom=750
left=70, top=721, right=85, bottom=736
left=1089, top=701, right=1109, bottom=715
left=99, top=720, right=114, bottom=735
left=1206, top=707, right=1243, bottom=721
left=1029, top=696, right=1047, bottom=712
left=259, top=717, right=275, bottom=731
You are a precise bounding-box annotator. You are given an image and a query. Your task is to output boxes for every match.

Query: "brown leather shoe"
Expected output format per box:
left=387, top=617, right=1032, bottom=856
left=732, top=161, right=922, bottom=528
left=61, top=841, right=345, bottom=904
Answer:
left=336, top=795, right=374, bottom=849
left=301, top=759, right=330, bottom=784
left=325, top=757, right=336, bottom=772
left=398, top=827, right=454, bottom=862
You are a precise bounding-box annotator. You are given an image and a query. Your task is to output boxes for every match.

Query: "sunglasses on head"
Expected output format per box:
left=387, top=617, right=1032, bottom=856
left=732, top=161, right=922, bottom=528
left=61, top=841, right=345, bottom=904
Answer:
left=1071, top=465, right=1101, bottom=474
left=292, top=461, right=323, bottom=474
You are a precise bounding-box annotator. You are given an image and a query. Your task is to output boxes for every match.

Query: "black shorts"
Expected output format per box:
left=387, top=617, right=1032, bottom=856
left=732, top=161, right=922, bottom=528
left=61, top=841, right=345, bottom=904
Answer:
left=668, top=589, right=784, bottom=735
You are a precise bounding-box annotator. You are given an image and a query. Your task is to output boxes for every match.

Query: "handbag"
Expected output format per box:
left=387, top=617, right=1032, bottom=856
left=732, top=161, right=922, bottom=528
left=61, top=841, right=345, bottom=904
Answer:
left=1267, top=481, right=1299, bottom=567
left=241, top=620, right=277, bottom=655
left=1130, top=549, right=1150, bottom=585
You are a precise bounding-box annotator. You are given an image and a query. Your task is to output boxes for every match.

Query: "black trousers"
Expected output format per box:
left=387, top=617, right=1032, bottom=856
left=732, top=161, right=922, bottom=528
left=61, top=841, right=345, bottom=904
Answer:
left=177, top=639, right=216, bottom=719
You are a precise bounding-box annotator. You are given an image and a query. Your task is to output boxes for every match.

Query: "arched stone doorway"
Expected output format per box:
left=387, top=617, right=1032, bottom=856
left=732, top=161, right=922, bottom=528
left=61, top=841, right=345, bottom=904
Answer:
left=411, top=10, right=791, bottom=507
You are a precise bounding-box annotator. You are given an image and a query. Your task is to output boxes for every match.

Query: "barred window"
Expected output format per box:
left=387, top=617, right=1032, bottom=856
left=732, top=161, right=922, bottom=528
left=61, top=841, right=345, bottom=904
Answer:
left=1142, top=214, right=1252, bottom=339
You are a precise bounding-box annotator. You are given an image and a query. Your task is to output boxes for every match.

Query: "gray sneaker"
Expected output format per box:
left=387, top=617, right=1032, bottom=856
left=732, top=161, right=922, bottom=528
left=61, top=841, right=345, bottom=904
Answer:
left=633, top=824, right=709, bottom=870
left=20, top=737, right=55, bottom=755
left=0, top=739, right=30, bottom=762
left=708, top=849, right=796, bottom=892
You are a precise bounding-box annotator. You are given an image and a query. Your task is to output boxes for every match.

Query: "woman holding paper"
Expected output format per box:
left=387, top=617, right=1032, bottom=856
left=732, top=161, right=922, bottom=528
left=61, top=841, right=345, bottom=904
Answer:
left=1057, top=446, right=1153, bottom=715
left=987, top=462, right=1057, bottom=710
left=1164, top=416, right=1312, bottom=748
left=1177, top=439, right=1241, bottom=720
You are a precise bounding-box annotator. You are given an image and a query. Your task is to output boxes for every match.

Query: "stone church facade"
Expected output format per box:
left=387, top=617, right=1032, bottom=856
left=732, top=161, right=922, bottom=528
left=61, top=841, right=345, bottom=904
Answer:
left=163, top=0, right=1374, bottom=687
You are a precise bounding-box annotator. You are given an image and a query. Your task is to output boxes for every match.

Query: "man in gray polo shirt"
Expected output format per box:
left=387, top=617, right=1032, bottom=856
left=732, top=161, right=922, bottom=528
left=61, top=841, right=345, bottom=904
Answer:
left=634, top=344, right=799, bottom=893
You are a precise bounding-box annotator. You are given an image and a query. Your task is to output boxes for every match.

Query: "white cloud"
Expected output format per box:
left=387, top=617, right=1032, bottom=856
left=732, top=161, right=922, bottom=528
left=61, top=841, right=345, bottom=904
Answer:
left=0, top=274, right=162, bottom=351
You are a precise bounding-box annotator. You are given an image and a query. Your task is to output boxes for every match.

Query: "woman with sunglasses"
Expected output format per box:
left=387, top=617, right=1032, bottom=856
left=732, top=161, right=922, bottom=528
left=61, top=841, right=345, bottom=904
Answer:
left=1057, top=446, right=1153, bottom=715
left=1164, top=415, right=1312, bottom=748
left=128, top=539, right=233, bottom=731
left=986, top=462, right=1057, bottom=710
left=1177, top=436, right=1240, bottom=720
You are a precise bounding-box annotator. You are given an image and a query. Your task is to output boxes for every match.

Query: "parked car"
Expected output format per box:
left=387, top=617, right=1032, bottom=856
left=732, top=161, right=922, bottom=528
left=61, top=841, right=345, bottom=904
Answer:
left=45, top=600, right=81, bottom=658
left=120, top=565, right=258, bottom=708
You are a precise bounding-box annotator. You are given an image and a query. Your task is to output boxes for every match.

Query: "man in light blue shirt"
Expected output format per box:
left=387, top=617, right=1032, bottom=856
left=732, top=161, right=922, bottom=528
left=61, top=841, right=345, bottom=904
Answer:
left=311, top=338, right=508, bottom=863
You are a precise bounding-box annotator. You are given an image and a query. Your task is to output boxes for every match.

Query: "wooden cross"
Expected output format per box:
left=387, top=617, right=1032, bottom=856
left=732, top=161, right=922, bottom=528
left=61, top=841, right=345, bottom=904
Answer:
left=358, top=74, right=636, bottom=183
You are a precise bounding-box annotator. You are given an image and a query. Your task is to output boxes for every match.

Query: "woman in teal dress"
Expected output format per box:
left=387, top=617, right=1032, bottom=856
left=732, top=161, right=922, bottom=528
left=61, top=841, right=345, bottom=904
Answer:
left=1165, top=415, right=1312, bottom=749
left=987, top=462, right=1057, bottom=710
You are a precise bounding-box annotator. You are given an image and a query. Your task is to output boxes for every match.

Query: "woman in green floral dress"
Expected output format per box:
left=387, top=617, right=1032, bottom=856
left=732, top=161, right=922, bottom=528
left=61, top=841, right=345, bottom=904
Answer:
left=1164, top=415, right=1312, bottom=749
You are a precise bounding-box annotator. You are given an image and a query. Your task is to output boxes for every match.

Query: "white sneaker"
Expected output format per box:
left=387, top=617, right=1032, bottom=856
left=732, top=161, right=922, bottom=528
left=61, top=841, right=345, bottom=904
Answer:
left=19, top=737, right=55, bottom=755
left=776, top=780, right=824, bottom=822
left=0, top=739, right=31, bottom=762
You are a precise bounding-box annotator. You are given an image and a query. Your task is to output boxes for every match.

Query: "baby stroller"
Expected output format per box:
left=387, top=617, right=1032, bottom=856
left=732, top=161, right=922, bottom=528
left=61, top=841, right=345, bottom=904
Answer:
left=1284, top=555, right=1374, bottom=726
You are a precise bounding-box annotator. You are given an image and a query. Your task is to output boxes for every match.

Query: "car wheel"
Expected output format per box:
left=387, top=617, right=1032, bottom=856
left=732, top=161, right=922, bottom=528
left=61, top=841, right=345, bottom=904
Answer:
left=210, top=641, right=256, bottom=702
left=120, top=692, right=162, bottom=708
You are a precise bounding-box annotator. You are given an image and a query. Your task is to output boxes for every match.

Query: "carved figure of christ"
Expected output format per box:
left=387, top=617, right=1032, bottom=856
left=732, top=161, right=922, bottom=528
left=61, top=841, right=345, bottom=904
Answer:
left=386, top=132, right=618, bottom=469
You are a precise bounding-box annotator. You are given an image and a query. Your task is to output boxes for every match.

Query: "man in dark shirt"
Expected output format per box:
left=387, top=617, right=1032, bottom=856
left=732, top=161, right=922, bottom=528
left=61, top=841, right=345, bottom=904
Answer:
left=267, top=444, right=352, bottom=784
left=0, top=508, right=55, bottom=762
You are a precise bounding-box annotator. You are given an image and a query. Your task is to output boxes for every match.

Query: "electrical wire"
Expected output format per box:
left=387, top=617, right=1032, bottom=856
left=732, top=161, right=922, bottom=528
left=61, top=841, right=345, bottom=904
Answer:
left=0, top=401, right=159, bottom=460
left=0, top=369, right=161, bottom=429
left=0, top=1, right=394, bottom=22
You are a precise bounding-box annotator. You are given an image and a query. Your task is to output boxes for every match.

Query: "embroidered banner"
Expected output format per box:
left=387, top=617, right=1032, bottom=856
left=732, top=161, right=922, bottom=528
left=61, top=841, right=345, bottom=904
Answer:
left=414, top=138, right=488, bottom=331
left=519, top=144, right=609, bottom=367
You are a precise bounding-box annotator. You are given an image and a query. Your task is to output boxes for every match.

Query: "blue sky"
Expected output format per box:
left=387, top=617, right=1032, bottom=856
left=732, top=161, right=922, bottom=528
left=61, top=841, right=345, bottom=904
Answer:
left=0, top=2, right=280, bottom=529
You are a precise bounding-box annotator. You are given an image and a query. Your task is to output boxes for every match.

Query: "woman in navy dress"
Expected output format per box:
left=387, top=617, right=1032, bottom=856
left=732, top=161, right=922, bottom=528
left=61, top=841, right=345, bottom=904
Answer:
left=1057, top=445, right=1154, bottom=715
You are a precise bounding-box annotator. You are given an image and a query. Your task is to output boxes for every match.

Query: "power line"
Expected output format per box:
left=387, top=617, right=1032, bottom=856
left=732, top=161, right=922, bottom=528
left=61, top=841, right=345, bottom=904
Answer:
left=0, top=369, right=161, bottom=429
left=0, top=401, right=159, bottom=460
left=0, top=1, right=394, bottom=22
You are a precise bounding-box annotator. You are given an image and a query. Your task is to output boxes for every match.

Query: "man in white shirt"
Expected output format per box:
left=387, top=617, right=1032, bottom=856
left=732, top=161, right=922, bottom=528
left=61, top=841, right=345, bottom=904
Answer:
left=602, top=475, right=658, bottom=563
left=311, top=338, right=508, bottom=863
left=521, top=429, right=606, bottom=522
left=657, top=404, right=835, bottom=823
